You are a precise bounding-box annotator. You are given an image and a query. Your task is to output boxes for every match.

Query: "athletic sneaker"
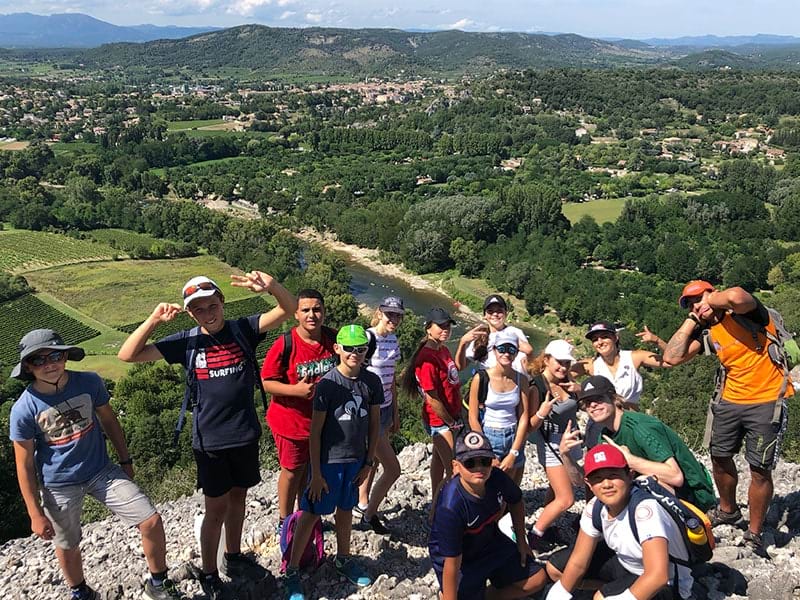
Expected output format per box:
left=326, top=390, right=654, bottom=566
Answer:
left=743, top=530, right=770, bottom=559
left=707, top=506, right=744, bottom=527
left=284, top=567, right=304, bottom=600
left=220, top=552, right=260, bottom=579
left=527, top=527, right=558, bottom=555
left=362, top=514, right=390, bottom=535
left=70, top=584, right=99, bottom=600
left=143, top=578, right=186, bottom=600
left=334, top=556, right=372, bottom=587
left=352, top=504, right=368, bottom=520
left=199, top=572, right=225, bottom=600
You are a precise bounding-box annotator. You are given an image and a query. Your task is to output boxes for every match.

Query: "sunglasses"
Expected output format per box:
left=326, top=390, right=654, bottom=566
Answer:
left=341, top=345, right=368, bottom=354
left=183, top=281, right=218, bottom=298
left=495, top=343, right=519, bottom=356
left=27, top=350, right=66, bottom=366
left=463, top=456, right=493, bottom=469
left=579, top=396, right=610, bottom=410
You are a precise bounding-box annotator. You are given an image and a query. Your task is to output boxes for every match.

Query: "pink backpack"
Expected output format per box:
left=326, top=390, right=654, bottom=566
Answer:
left=279, top=511, right=325, bottom=573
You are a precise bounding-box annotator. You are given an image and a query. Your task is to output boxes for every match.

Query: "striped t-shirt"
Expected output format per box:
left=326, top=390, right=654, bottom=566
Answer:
left=367, top=328, right=401, bottom=409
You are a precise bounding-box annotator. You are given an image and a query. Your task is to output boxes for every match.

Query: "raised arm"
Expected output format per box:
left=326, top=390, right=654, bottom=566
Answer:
left=635, top=325, right=667, bottom=352
left=454, top=325, right=487, bottom=371
left=602, top=435, right=685, bottom=489
left=230, top=271, right=297, bottom=333
left=662, top=320, right=703, bottom=367
left=631, top=349, right=671, bottom=370
left=708, top=287, right=757, bottom=315
left=117, top=302, right=180, bottom=363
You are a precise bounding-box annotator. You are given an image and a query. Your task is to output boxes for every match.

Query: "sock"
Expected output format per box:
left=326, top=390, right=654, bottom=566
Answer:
left=357, top=503, right=369, bottom=511
left=531, top=526, right=544, bottom=538
left=149, top=570, right=168, bottom=587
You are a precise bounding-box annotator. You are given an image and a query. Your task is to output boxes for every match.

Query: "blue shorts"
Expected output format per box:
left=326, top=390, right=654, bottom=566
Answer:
left=433, top=534, right=542, bottom=599
left=299, top=461, right=362, bottom=516
left=483, top=425, right=525, bottom=468
left=424, top=421, right=451, bottom=437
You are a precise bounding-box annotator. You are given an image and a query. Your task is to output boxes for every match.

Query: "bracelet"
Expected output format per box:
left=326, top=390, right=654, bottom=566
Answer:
left=119, top=458, right=133, bottom=466
left=535, top=411, right=548, bottom=420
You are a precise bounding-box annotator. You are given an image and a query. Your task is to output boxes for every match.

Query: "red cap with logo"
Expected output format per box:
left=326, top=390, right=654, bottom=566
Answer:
left=678, top=280, right=714, bottom=309
left=583, top=444, right=628, bottom=476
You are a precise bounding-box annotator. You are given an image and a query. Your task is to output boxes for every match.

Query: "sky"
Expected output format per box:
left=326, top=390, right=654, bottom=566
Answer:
left=2, top=0, right=800, bottom=39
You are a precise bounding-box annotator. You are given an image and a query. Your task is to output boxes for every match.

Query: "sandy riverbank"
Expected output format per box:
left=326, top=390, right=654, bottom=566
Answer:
left=296, top=228, right=484, bottom=323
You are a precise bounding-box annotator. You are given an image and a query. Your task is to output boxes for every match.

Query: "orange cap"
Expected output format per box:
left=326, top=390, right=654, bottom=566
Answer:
left=679, top=280, right=714, bottom=309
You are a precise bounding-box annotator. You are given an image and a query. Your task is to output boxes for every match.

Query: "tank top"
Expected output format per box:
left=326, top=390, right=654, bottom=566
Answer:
left=531, top=375, right=577, bottom=438
left=483, top=373, right=521, bottom=429
left=592, top=350, right=643, bottom=405
left=366, top=328, right=400, bottom=409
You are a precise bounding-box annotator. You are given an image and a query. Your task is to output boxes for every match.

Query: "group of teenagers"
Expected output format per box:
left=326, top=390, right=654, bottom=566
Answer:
left=7, top=269, right=793, bottom=600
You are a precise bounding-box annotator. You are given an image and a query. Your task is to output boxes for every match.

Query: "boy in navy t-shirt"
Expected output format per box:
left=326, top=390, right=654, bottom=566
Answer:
left=118, top=271, right=296, bottom=599
left=283, top=324, right=382, bottom=600
left=429, top=430, right=549, bottom=600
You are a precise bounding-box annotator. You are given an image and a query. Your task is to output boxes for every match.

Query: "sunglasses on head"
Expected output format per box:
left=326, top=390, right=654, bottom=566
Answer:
left=463, top=456, right=493, bottom=469
left=183, top=281, right=218, bottom=298
left=495, top=343, right=518, bottom=356
left=341, top=345, right=368, bottom=354
left=27, top=350, right=66, bottom=366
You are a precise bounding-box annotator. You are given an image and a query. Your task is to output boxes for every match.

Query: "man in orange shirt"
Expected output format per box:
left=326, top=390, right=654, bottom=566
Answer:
left=663, top=280, right=792, bottom=556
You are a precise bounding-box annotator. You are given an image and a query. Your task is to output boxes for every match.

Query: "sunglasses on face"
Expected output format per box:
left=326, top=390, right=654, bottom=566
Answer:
left=183, top=281, right=218, bottom=299
left=555, top=359, right=572, bottom=368
left=495, top=344, right=519, bottom=356
left=341, top=345, right=368, bottom=354
left=27, top=350, right=66, bottom=366
left=463, top=456, right=493, bottom=469
left=579, top=396, right=609, bottom=410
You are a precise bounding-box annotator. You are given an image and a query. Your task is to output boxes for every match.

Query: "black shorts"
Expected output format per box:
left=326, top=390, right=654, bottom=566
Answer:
left=710, top=399, right=788, bottom=470
left=194, top=442, right=261, bottom=498
left=549, top=541, right=678, bottom=600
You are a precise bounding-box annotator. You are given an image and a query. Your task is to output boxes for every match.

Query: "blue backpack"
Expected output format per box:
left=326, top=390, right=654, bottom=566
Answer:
left=279, top=511, right=325, bottom=573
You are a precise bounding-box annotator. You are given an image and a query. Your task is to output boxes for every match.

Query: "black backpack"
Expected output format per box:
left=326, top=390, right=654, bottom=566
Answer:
left=173, top=320, right=267, bottom=446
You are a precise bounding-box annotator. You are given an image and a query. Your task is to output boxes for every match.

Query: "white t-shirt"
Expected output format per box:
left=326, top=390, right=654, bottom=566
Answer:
left=581, top=496, right=693, bottom=599
left=366, top=328, right=401, bottom=409
left=466, top=325, right=529, bottom=375
left=592, top=350, right=643, bottom=405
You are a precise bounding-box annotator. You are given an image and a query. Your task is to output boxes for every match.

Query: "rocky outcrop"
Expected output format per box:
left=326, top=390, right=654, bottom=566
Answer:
left=2, top=445, right=800, bottom=599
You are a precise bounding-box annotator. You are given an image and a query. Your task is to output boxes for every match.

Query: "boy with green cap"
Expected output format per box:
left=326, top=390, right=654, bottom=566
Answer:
left=283, top=324, right=382, bottom=600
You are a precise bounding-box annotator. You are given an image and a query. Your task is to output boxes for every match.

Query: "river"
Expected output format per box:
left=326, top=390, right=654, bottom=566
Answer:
left=338, top=252, right=550, bottom=352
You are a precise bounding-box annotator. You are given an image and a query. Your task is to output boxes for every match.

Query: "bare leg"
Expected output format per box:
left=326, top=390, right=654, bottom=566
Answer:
left=711, top=455, right=739, bottom=514
left=278, top=465, right=307, bottom=519
left=486, top=568, right=549, bottom=599
left=138, top=512, right=168, bottom=573
left=365, top=435, right=401, bottom=520
left=430, top=430, right=454, bottom=510
left=55, top=546, right=85, bottom=587
left=748, top=466, right=773, bottom=535
left=334, top=508, right=353, bottom=556
left=224, top=487, right=248, bottom=554
left=357, top=459, right=378, bottom=509
left=534, top=465, right=574, bottom=533
left=201, top=493, right=229, bottom=573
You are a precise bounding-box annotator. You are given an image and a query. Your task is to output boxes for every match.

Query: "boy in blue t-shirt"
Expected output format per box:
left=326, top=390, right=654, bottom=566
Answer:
left=429, top=429, right=549, bottom=600
left=8, top=329, right=184, bottom=600
left=283, top=324, right=382, bottom=600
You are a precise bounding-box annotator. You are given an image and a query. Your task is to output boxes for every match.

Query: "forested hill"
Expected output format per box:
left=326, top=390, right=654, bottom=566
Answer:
left=77, top=25, right=669, bottom=75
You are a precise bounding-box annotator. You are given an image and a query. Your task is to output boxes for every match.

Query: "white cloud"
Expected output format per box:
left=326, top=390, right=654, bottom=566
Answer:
left=276, top=0, right=295, bottom=5
left=305, top=11, right=322, bottom=23
left=278, top=10, right=295, bottom=19
left=447, top=18, right=473, bottom=29
left=227, top=0, right=272, bottom=16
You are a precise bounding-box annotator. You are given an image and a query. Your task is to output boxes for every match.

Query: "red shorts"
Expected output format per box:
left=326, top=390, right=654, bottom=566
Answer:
left=272, top=431, right=309, bottom=470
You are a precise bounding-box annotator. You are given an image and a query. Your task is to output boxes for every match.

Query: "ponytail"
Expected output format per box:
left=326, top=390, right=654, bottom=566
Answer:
left=400, top=335, right=429, bottom=397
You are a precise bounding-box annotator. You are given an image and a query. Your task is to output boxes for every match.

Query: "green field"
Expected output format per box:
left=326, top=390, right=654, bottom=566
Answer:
left=86, top=228, right=162, bottom=249
left=562, top=198, right=628, bottom=224
left=167, top=119, right=225, bottom=131
left=0, top=294, right=100, bottom=370
left=23, top=255, right=252, bottom=327
left=50, top=141, right=100, bottom=156
left=0, top=230, right=116, bottom=274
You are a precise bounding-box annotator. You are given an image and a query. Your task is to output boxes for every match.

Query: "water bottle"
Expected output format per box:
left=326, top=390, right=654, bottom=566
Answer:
left=685, top=516, right=707, bottom=545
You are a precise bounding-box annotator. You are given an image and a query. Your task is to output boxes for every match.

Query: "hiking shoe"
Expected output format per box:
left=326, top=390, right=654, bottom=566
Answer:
left=70, top=584, right=100, bottom=600
left=284, top=567, right=304, bottom=600
left=743, top=530, right=771, bottom=559
left=527, top=528, right=558, bottom=555
left=707, top=506, right=743, bottom=527
left=334, top=556, right=372, bottom=587
left=199, top=572, right=225, bottom=600
left=220, top=552, right=260, bottom=579
left=143, top=578, right=186, bottom=600
left=352, top=504, right=368, bottom=520
left=362, top=514, right=390, bottom=535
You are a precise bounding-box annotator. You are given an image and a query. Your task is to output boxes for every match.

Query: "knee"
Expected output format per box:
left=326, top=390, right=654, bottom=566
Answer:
left=545, top=562, right=562, bottom=582
left=750, top=467, right=772, bottom=486
left=383, top=458, right=401, bottom=482
left=553, top=491, right=575, bottom=513
left=138, top=512, right=163, bottom=535
left=283, top=467, right=304, bottom=483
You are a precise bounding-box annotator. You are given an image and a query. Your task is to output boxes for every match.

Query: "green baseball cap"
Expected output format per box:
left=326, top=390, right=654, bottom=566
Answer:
left=336, top=324, right=369, bottom=346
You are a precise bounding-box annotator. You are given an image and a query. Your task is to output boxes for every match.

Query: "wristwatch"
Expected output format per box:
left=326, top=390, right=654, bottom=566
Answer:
left=509, top=449, right=520, bottom=458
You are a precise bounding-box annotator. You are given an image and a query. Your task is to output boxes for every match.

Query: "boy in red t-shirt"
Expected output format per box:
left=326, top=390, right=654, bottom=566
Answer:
left=261, top=289, right=337, bottom=532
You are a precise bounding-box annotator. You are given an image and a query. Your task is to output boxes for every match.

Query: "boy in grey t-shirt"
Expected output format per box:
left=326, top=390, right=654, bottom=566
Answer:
left=282, top=324, right=382, bottom=600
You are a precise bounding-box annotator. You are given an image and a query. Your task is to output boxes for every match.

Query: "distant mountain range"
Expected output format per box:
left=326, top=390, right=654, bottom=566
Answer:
left=0, top=12, right=218, bottom=47
left=640, top=33, right=800, bottom=48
